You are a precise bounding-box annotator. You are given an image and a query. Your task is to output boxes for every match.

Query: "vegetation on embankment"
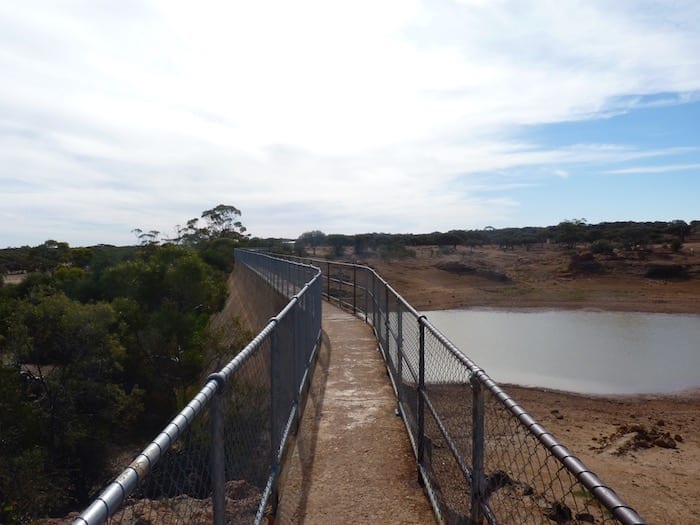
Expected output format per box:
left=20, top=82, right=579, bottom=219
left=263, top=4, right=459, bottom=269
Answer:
left=0, top=206, right=252, bottom=523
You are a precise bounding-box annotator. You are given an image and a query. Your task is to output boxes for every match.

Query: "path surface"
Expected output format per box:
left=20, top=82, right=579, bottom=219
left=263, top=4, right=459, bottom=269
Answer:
left=276, top=303, right=435, bottom=524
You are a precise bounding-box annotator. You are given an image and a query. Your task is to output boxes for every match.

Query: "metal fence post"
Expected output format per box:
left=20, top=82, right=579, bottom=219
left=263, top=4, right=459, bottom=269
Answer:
left=396, top=302, right=403, bottom=412
left=384, top=283, right=390, bottom=355
left=370, top=275, right=376, bottom=330
left=293, top=300, right=301, bottom=435
left=326, top=261, right=331, bottom=299
left=353, top=266, right=357, bottom=315
left=208, top=373, right=226, bottom=525
left=269, top=320, right=280, bottom=517
left=470, top=373, right=485, bottom=525
left=364, top=269, right=368, bottom=323
left=417, top=316, right=426, bottom=485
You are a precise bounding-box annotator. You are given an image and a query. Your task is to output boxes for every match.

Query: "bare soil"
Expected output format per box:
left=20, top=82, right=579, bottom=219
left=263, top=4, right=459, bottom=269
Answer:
left=346, top=242, right=700, bottom=524
left=500, top=386, right=700, bottom=524
left=358, top=242, right=700, bottom=314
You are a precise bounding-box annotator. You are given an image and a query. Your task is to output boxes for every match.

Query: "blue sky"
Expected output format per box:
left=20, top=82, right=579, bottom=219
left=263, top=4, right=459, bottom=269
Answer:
left=1, top=1, right=699, bottom=247
left=489, top=97, right=700, bottom=226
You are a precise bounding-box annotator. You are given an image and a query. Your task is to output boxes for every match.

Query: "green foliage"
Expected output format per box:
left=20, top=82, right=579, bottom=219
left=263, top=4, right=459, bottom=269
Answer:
left=54, top=266, right=91, bottom=301
left=378, top=243, right=416, bottom=259
left=668, top=220, right=691, bottom=243
left=556, top=219, right=587, bottom=249
left=0, top=364, right=61, bottom=522
left=590, top=239, right=615, bottom=255
left=296, top=230, right=327, bottom=255
left=0, top=237, right=230, bottom=518
left=201, top=204, right=246, bottom=239
left=200, top=237, right=238, bottom=271
left=173, top=204, right=250, bottom=246
left=326, top=234, right=348, bottom=257
left=69, top=247, right=93, bottom=268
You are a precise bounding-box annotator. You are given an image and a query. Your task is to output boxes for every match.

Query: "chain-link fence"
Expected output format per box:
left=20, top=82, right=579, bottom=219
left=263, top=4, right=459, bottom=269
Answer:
left=73, top=251, right=322, bottom=525
left=287, top=255, right=646, bottom=525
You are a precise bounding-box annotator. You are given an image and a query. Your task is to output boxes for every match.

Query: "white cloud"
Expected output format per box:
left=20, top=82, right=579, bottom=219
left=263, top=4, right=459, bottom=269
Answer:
left=605, top=163, right=700, bottom=175
left=1, top=1, right=699, bottom=246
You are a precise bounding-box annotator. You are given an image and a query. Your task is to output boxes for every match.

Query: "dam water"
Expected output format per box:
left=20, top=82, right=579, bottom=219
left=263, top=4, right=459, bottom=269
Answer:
left=426, top=309, right=700, bottom=394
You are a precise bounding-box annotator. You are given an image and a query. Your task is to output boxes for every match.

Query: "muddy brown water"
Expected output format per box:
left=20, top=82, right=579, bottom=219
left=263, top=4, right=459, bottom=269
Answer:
left=426, top=309, right=700, bottom=394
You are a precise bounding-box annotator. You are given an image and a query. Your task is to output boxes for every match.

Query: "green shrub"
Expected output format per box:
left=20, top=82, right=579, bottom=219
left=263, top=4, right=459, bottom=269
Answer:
left=590, top=239, right=614, bottom=255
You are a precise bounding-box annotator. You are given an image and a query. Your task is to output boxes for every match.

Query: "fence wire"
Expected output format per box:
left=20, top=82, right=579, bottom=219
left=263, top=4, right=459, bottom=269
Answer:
left=74, top=251, right=321, bottom=525
left=289, top=255, right=645, bottom=525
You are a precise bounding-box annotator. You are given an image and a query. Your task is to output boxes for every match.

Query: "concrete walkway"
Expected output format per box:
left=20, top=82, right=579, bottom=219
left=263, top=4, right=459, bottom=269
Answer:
left=277, top=302, right=435, bottom=524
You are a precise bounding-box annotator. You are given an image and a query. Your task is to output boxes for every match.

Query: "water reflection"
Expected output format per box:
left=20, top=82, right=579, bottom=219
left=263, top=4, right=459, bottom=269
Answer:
left=426, top=309, right=700, bottom=394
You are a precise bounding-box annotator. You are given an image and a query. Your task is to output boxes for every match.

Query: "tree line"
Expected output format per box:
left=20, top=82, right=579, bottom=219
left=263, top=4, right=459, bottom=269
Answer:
left=295, top=219, right=698, bottom=257
left=0, top=205, right=248, bottom=522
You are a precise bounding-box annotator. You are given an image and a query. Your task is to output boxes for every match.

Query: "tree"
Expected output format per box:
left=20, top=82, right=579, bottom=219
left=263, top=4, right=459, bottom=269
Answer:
left=200, top=237, right=238, bottom=271
left=0, top=363, right=57, bottom=522
left=462, top=231, right=485, bottom=251
left=435, top=232, right=462, bottom=250
left=70, top=247, right=93, bottom=269
left=296, top=230, right=327, bottom=256
left=326, top=234, right=348, bottom=257
left=0, top=234, right=233, bottom=518
left=556, top=219, right=587, bottom=249
left=4, top=293, right=143, bottom=508
left=131, top=228, right=161, bottom=246
left=668, top=220, right=691, bottom=243
left=201, top=204, right=248, bottom=240
left=173, top=205, right=249, bottom=246
left=98, top=245, right=227, bottom=428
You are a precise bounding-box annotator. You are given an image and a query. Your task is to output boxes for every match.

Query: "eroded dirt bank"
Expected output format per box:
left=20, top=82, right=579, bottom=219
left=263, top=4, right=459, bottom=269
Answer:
left=360, top=243, right=700, bottom=314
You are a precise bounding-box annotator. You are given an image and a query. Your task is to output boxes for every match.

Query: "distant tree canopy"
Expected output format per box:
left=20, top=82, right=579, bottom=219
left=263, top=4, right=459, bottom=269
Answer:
left=296, top=230, right=327, bottom=255
left=556, top=219, right=588, bottom=249
left=173, top=204, right=250, bottom=247
left=291, top=219, right=697, bottom=259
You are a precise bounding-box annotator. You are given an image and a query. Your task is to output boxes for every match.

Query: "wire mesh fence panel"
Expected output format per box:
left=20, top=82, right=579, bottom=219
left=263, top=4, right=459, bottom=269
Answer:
left=420, top=328, right=475, bottom=523
left=478, top=386, right=622, bottom=525
left=220, top=347, right=273, bottom=523
left=332, top=265, right=355, bottom=310
left=271, top=306, right=297, bottom=456
left=398, top=312, right=421, bottom=384
left=384, top=291, right=401, bottom=387
left=422, top=392, right=473, bottom=523
left=395, top=313, right=422, bottom=446
left=356, top=266, right=372, bottom=322
left=109, top=407, right=216, bottom=525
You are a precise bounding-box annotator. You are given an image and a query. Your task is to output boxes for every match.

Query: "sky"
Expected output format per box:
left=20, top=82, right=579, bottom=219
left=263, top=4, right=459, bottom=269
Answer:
left=1, top=0, right=699, bottom=248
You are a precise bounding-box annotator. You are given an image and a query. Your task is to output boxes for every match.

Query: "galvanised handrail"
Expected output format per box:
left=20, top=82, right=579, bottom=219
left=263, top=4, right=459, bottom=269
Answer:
left=74, top=251, right=322, bottom=525
left=285, top=254, right=645, bottom=525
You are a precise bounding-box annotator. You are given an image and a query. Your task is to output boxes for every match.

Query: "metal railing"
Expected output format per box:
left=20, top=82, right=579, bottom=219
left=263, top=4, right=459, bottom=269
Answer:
left=74, top=251, right=322, bottom=525
left=288, top=255, right=646, bottom=525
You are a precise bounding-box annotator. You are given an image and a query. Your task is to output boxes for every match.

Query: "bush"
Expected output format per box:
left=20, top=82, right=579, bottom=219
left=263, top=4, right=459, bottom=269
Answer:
left=645, top=264, right=689, bottom=280
left=378, top=243, right=416, bottom=259
left=590, top=239, right=614, bottom=255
